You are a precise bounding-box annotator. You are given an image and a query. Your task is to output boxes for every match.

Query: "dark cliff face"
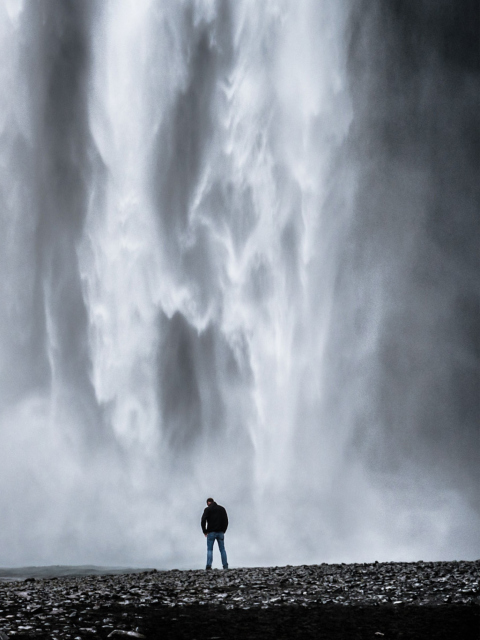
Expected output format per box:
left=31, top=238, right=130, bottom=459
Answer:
left=332, top=0, right=480, bottom=508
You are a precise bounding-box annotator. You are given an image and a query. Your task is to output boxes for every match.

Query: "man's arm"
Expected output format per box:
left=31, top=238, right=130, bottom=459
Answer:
left=223, top=507, right=228, bottom=533
left=201, top=509, right=208, bottom=535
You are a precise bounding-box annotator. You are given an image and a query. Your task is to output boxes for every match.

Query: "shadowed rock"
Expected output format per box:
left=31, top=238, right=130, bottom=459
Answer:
left=0, top=560, right=478, bottom=638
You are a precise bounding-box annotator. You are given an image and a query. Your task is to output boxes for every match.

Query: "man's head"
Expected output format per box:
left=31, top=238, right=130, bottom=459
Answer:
left=206, top=497, right=214, bottom=505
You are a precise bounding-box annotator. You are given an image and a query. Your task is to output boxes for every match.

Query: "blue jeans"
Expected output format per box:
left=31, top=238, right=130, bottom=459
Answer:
left=206, top=531, right=228, bottom=568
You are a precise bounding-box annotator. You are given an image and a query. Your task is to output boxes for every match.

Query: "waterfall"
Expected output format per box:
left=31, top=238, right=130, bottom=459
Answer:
left=0, top=0, right=478, bottom=567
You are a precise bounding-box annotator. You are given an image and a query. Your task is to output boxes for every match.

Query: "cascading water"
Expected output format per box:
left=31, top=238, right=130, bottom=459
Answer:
left=0, top=0, right=478, bottom=568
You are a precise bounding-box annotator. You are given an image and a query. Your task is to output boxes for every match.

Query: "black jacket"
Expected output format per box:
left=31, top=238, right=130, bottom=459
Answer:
left=201, top=502, right=228, bottom=534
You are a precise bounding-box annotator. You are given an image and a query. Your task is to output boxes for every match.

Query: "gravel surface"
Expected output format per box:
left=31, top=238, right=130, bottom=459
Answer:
left=0, top=561, right=478, bottom=639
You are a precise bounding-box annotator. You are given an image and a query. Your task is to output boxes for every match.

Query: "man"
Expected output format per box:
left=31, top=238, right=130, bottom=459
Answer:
left=201, top=497, right=228, bottom=570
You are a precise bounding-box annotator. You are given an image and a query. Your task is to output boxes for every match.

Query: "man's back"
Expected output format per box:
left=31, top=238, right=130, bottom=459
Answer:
left=201, top=501, right=228, bottom=534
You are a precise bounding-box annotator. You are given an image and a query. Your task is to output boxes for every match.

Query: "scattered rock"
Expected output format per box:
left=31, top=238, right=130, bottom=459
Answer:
left=0, top=560, right=477, bottom=638
left=108, top=631, right=146, bottom=638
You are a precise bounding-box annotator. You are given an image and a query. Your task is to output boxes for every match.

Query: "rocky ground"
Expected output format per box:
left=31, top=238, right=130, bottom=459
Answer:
left=0, top=561, right=478, bottom=639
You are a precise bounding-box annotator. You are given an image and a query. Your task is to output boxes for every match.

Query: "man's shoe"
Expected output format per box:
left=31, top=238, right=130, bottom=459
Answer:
left=223, top=565, right=228, bottom=570
left=205, top=566, right=212, bottom=571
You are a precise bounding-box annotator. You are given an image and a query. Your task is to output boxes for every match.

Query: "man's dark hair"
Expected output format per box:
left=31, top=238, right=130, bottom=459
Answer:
left=206, top=497, right=214, bottom=504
